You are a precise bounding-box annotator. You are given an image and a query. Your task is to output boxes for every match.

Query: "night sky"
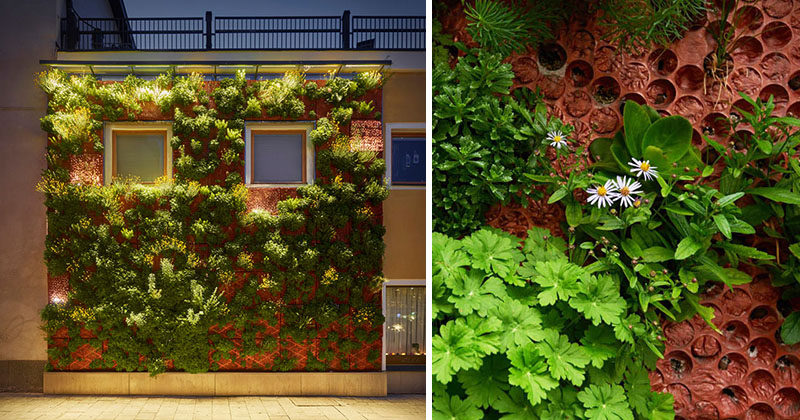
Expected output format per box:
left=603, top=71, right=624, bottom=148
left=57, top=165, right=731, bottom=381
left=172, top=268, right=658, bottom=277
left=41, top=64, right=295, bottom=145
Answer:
left=123, top=0, right=426, bottom=18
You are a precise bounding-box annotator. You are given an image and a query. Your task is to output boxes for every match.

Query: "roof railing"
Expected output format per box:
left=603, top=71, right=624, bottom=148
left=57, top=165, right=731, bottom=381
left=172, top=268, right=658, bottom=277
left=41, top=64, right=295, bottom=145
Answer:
left=59, top=10, right=425, bottom=51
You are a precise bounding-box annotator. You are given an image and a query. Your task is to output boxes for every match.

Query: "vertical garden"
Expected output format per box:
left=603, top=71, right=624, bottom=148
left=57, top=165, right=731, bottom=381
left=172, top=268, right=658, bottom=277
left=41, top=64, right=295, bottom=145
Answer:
left=38, top=68, right=389, bottom=374
left=433, top=0, right=800, bottom=419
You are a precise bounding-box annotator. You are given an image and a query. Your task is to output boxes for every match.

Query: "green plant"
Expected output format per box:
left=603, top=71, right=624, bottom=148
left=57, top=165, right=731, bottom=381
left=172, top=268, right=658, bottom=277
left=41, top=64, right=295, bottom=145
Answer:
left=37, top=68, right=388, bottom=375
left=433, top=49, right=571, bottom=236
left=433, top=228, right=675, bottom=419
left=462, top=0, right=564, bottom=56
left=597, top=0, right=706, bottom=52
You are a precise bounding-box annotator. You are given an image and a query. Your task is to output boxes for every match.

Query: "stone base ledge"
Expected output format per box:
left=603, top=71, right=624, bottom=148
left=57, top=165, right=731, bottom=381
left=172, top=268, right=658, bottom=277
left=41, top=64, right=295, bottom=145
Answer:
left=44, top=371, right=387, bottom=396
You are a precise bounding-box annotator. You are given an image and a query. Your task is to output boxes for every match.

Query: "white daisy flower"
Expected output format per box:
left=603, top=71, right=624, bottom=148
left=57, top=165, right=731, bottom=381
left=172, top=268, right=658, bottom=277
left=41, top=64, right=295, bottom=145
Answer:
left=611, top=176, right=643, bottom=208
left=547, top=130, right=568, bottom=150
left=586, top=180, right=617, bottom=208
left=628, top=158, right=658, bottom=181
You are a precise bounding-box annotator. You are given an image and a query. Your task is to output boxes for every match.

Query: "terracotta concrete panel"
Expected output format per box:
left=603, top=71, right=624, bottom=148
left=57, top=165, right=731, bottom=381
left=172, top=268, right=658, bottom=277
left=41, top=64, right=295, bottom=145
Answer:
left=383, top=189, right=426, bottom=280
left=382, top=73, right=426, bottom=124
left=44, top=372, right=130, bottom=395
left=129, top=372, right=215, bottom=396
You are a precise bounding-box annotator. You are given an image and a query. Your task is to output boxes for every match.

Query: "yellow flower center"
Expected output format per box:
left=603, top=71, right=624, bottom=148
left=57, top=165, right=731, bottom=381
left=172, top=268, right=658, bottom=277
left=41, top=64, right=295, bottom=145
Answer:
left=553, top=135, right=562, bottom=142
left=634, top=199, right=641, bottom=207
left=640, top=162, right=650, bottom=171
left=620, top=186, right=630, bottom=196
left=597, top=186, right=607, bottom=196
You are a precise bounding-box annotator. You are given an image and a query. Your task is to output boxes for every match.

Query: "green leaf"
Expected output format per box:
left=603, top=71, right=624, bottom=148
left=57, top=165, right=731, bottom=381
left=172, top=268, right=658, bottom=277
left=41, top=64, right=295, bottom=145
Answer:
left=642, top=246, right=674, bottom=262
left=674, top=236, right=702, bottom=260
left=537, top=330, right=590, bottom=386
left=460, top=355, right=510, bottom=408
left=610, top=137, right=631, bottom=172
left=718, top=243, right=774, bottom=260
left=448, top=271, right=507, bottom=316
left=507, top=343, right=559, bottom=406
left=717, top=192, right=745, bottom=207
left=521, top=258, right=584, bottom=305
left=713, top=214, right=731, bottom=239
left=566, top=201, right=582, bottom=227
left=490, top=300, right=545, bottom=350
left=433, top=395, right=483, bottom=420
left=580, top=325, right=617, bottom=369
left=685, top=293, right=720, bottom=333
left=432, top=318, right=490, bottom=384
left=577, top=384, right=634, bottom=420
left=493, top=387, right=537, bottom=420
left=548, top=187, right=569, bottom=204
left=790, top=243, right=800, bottom=259
left=781, top=312, right=800, bottom=345
left=569, top=275, right=626, bottom=326
left=623, top=101, right=650, bottom=157
left=620, top=239, right=643, bottom=259
left=463, top=229, right=521, bottom=278
left=433, top=233, right=470, bottom=287
left=642, top=115, right=692, bottom=163
left=748, top=187, right=800, bottom=204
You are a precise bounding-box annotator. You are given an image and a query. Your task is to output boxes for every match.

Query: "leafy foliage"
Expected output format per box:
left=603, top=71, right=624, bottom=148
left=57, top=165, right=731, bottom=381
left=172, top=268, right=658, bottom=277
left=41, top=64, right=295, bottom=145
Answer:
left=463, top=0, right=565, bottom=56
left=597, top=0, right=705, bottom=52
left=433, top=228, right=673, bottom=419
left=38, top=68, right=387, bottom=374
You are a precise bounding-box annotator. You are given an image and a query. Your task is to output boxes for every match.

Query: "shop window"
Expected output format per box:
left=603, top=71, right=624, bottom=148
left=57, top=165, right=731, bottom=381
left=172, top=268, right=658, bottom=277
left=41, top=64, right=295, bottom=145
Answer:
left=385, top=285, right=425, bottom=366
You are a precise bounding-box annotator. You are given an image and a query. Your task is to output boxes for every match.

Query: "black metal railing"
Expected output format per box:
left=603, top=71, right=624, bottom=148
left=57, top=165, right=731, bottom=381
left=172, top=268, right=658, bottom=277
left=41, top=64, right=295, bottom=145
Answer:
left=59, top=10, right=424, bottom=51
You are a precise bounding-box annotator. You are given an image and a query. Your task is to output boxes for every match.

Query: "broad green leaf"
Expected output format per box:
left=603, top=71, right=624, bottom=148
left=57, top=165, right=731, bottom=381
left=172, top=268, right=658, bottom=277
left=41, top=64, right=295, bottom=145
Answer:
left=674, top=236, right=702, bottom=260
left=642, top=246, right=674, bottom=262
left=493, top=387, right=537, bottom=420
left=566, top=201, right=582, bottom=227
left=463, top=229, right=521, bottom=278
left=610, top=136, right=631, bottom=171
left=433, top=395, right=483, bottom=420
left=781, top=312, right=800, bottom=345
left=537, top=388, right=584, bottom=420
left=790, top=243, right=800, bottom=259
left=685, top=293, right=720, bottom=333
left=620, top=239, right=643, bottom=259
left=448, top=271, right=507, bottom=316
left=460, top=355, right=510, bottom=408
left=490, top=300, right=545, bottom=349
left=642, top=146, right=670, bottom=177
left=748, top=187, right=800, bottom=204
left=580, top=325, right=617, bottom=369
left=569, top=275, right=626, bottom=326
left=623, top=101, right=649, bottom=157
left=642, top=115, right=692, bottom=163
left=432, top=319, right=483, bottom=384
left=713, top=214, right=731, bottom=239
left=433, top=233, right=470, bottom=287
left=507, top=343, right=559, bottom=406
left=521, top=258, right=584, bottom=305
left=577, top=384, right=634, bottom=420
left=537, top=330, right=590, bottom=386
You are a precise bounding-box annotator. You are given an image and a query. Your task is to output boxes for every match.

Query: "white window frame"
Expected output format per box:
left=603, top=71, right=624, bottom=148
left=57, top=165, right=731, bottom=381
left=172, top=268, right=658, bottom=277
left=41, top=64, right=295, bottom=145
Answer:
left=103, top=122, right=173, bottom=185
left=244, top=122, right=315, bottom=187
left=385, top=122, right=426, bottom=190
left=381, top=279, right=426, bottom=371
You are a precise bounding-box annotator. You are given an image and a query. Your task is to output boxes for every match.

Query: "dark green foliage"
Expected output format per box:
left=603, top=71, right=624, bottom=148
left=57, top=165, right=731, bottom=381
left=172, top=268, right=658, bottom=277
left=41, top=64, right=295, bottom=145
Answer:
left=597, top=0, right=706, bottom=52
left=462, top=0, right=565, bottom=56
left=433, top=49, right=570, bottom=236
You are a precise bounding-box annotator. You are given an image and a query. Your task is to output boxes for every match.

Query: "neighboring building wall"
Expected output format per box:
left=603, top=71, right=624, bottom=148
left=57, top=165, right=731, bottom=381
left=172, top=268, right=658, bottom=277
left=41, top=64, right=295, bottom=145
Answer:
left=382, top=72, right=426, bottom=281
left=0, top=0, right=59, bottom=392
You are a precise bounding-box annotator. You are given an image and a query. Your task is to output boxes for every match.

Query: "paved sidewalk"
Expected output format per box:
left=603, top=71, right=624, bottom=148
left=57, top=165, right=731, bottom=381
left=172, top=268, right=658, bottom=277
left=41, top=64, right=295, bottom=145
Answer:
left=0, top=394, right=425, bottom=420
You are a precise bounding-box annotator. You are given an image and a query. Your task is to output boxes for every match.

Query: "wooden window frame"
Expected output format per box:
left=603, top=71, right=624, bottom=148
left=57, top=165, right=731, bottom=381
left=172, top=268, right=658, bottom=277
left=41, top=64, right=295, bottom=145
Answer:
left=249, top=129, right=307, bottom=185
left=111, top=129, right=168, bottom=184
left=390, top=131, right=425, bottom=186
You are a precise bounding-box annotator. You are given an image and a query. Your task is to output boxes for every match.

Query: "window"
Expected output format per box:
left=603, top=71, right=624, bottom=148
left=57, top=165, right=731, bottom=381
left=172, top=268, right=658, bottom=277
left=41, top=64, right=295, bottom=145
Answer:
left=384, top=285, right=425, bottom=366
left=245, top=124, right=314, bottom=186
left=385, top=123, right=426, bottom=187
left=104, top=124, right=173, bottom=185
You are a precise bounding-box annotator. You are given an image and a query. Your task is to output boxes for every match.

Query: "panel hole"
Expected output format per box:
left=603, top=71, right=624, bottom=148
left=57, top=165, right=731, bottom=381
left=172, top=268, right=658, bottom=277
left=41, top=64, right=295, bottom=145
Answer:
left=537, top=43, right=567, bottom=71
